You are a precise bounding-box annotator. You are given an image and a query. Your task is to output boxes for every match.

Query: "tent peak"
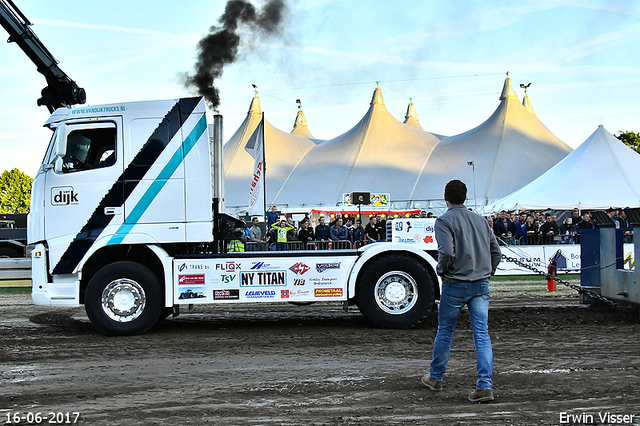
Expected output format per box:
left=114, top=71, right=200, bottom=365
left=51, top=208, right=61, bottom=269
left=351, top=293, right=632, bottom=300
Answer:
left=291, top=106, right=314, bottom=138
left=248, top=95, right=261, bottom=114
left=293, top=109, right=308, bottom=129
left=405, top=100, right=419, bottom=121
left=522, top=95, right=535, bottom=114
left=500, top=77, right=518, bottom=100
left=370, top=87, right=385, bottom=106
left=403, top=99, right=425, bottom=130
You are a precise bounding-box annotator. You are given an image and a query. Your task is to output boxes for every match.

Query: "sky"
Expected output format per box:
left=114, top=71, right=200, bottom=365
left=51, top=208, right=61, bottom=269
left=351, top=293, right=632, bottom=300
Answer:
left=1, top=0, right=640, bottom=177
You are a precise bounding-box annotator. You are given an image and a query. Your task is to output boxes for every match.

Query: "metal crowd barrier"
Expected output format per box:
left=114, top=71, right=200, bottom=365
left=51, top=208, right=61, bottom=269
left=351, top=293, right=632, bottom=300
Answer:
left=498, top=233, right=634, bottom=246
left=243, top=240, right=361, bottom=252
left=306, top=240, right=353, bottom=250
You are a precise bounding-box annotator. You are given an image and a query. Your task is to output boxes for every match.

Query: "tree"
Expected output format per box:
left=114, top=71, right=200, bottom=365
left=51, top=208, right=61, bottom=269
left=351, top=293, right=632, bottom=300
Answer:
left=615, top=130, right=640, bottom=154
left=0, top=169, right=33, bottom=213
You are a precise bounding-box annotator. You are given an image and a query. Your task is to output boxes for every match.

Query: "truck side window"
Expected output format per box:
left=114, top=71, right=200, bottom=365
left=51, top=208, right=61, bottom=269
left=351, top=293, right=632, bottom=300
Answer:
left=62, top=126, right=116, bottom=173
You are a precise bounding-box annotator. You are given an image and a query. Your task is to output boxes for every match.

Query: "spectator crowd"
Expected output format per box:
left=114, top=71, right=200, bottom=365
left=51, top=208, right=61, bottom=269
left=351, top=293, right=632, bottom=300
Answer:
left=224, top=205, right=634, bottom=252
left=487, top=207, right=634, bottom=246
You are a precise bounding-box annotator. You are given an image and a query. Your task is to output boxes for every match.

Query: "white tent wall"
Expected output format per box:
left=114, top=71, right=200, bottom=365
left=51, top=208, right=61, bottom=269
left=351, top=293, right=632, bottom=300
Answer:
left=271, top=87, right=441, bottom=209
left=409, top=77, right=572, bottom=207
left=483, top=125, right=640, bottom=213
left=223, top=96, right=317, bottom=214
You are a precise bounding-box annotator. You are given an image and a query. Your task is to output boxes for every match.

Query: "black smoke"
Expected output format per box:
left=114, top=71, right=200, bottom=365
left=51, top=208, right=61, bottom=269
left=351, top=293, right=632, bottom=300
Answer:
left=184, top=0, right=287, bottom=110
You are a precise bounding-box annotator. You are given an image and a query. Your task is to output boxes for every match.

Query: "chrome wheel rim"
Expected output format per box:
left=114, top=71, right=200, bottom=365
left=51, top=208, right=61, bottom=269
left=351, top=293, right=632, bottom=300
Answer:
left=374, top=271, right=417, bottom=315
left=101, top=279, right=146, bottom=322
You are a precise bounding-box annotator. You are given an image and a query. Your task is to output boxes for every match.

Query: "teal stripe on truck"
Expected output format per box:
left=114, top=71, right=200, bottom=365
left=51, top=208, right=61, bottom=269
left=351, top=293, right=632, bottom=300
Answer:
left=107, top=114, right=207, bottom=246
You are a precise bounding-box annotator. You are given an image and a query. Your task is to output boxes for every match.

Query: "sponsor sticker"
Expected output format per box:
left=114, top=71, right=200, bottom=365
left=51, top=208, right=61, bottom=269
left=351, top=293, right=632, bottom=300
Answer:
left=289, top=262, right=310, bottom=275
left=316, top=262, right=341, bottom=273
left=314, top=288, right=343, bottom=297
left=244, top=290, right=277, bottom=299
left=220, top=274, right=236, bottom=283
left=214, top=262, right=241, bottom=272
left=51, top=186, right=79, bottom=206
left=240, top=271, right=286, bottom=286
left=178, top=274, right=205, bottom=285
left=289, top=289, right=310, bottom=298
left=310, top=277, right=338, bottom=285
left=281, top=290, right=289, bottom=299
left=250, top=261, right=279, bottom=270
left=179, top=288, right=206, bottom=299
left=214, top=289, right=240, bottom=300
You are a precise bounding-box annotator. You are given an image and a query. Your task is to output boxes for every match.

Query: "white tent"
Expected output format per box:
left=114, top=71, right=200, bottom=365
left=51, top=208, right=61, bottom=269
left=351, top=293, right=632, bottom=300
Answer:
left=223, top=96, right=317, bottom=212
left=272, top=87, right=441, bottom=208
left=409, top=77, right=572, bottom=208
left=483, top=125, right=640, bottom=212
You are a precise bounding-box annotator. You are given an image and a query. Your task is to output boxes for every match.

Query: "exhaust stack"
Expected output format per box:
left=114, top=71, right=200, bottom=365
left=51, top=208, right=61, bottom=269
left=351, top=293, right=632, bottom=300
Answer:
left=210, top=114, right=226, bottom=213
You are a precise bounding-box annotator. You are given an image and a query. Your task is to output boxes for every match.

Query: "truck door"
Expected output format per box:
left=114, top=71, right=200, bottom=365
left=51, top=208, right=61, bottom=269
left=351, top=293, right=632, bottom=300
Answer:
left=44, top=118, right=123, bottom=274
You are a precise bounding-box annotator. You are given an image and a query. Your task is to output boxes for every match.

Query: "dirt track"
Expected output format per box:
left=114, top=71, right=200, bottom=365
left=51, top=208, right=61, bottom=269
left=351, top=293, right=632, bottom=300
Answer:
left=1, top=291, right=639, bottom=425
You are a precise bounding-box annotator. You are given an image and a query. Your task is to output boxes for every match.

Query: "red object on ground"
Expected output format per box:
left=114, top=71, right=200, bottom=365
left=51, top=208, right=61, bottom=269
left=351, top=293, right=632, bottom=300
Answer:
left=547, top=262, right=556, bottom=292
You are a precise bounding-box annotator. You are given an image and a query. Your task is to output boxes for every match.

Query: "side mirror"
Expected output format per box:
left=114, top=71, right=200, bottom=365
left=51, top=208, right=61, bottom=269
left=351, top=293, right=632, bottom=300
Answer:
left=54, top=157, right=63, bottom=173
left=54, top=124, right=67, bottom=158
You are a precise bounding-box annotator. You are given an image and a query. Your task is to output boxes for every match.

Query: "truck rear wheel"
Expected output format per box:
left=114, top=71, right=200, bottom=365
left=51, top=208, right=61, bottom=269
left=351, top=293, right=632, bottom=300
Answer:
left=357, top=254, right=434, bottom=328
left=85, top=261, right=162, bottom=336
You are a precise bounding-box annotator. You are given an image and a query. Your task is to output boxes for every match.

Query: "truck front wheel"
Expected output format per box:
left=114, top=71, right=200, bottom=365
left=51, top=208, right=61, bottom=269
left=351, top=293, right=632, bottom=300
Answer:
left=357, top=254, right=435, bottom=328
left=85, top=261, right=162, bottom=336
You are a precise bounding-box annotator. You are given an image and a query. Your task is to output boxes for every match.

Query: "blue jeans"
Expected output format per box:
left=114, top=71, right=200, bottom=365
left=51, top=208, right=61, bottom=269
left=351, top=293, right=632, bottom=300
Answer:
left=430, top=280, right=493, bottom=390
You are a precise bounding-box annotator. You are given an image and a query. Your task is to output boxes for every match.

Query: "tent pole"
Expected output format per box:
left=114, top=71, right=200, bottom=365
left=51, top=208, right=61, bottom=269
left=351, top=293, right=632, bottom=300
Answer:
left=262, top=112, right=267, bottom=225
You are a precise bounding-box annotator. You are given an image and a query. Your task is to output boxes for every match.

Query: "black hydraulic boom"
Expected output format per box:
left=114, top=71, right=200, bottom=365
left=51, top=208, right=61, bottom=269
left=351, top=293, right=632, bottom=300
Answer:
left=0, top=0, right=86, bottom=112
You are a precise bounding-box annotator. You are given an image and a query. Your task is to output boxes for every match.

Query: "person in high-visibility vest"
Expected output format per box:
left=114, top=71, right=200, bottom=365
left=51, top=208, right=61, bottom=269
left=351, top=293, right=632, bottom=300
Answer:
left=225, top=220, right=247, bottom=252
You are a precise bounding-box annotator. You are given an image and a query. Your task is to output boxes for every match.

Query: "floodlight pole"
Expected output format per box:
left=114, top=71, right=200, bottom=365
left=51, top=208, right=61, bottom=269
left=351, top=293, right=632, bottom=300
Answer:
left=467, top=161, right=477, bottom=211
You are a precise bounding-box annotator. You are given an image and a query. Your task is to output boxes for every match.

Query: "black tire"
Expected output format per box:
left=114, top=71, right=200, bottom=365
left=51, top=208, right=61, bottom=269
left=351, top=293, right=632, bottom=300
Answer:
left=85, top=261, right=163, bottom=336
left=0, top=247, right=22, bottom=258
left=357, top=254, right=435, bottom=328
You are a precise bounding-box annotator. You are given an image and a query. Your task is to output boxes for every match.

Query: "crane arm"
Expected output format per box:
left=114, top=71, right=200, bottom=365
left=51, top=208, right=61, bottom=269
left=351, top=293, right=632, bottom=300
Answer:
left=0, top=0, right=86, bottom=112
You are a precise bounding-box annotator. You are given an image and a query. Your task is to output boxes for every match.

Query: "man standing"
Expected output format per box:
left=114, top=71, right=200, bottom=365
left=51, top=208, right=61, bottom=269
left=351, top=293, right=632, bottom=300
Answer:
left=422, top=180, right=501, bottom=403
left=539, top=214, right=560, bottom=244
left=329, top=218, right=349, bottom=242
left=298, top=219, right=315, bottom=249
left=248, top=217, right=262, bottom=251
left=364, top=217, right=380, bottom=242
left=375, top=214, right=386, bottom=240
left=266, top=205, right=279, bottom=228
left=353, top=219, right=365, bottom=245
left=575, top=212, right=595, bottom=244
left=314, top=216, right=330, bottom=242
left=514, top=213, right=527, bottom=244
left=493, top=210, right=515, bottom=243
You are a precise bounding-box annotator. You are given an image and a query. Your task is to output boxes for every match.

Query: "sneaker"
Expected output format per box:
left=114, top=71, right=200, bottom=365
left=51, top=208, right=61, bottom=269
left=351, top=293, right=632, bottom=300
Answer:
left=468, top=388, right=494, bottom=402
left=420, top=374, right=442, bottom=391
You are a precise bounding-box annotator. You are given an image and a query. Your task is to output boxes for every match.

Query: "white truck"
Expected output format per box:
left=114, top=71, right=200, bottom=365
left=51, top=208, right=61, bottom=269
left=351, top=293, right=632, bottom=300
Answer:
left=28, top=96, right=441, bottom=335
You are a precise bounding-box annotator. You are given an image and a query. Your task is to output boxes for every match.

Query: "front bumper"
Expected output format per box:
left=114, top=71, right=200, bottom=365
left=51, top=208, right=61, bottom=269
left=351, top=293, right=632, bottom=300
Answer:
left=31, top=243, right=80, bottom=306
